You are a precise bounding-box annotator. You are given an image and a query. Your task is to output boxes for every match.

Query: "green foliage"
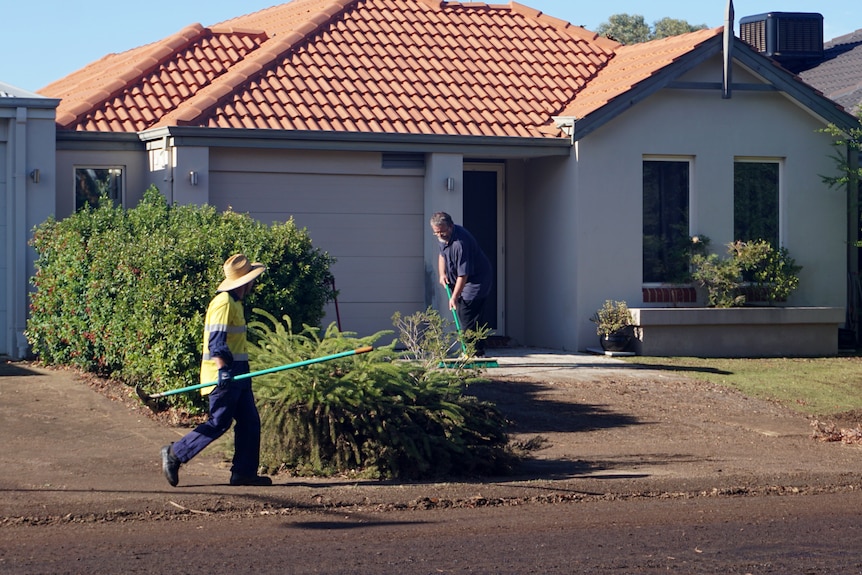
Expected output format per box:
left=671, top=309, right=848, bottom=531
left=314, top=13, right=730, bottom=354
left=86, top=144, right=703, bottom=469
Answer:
left=249, top=311, right=512, bottom=480
left=691, top=252, right=745, bottom=308
left=597, top=13, right=706, bottom=45
left=26, top=187, right=334, bottom=412
left=820, top=122, right=862, bottom=192
left=651, top=17, right=708, bottom=39
left=821, top=120, right=862, bottom=250
left=590, top=300, right=634, bottom=336
left=392, top=307, right=491, bottom=369
left=691, top=240, right=801, bottom=307
left=596, top=13, right=650, bottom=44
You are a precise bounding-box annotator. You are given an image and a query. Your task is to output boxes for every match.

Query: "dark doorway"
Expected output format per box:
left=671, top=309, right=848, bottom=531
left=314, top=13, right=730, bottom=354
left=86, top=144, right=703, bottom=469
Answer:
left=463, top=170, right=498, bottom=331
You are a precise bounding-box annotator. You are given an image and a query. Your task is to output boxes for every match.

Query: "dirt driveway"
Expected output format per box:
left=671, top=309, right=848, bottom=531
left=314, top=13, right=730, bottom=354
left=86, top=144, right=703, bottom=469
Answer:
left=2, top=349, right=862, bottom=525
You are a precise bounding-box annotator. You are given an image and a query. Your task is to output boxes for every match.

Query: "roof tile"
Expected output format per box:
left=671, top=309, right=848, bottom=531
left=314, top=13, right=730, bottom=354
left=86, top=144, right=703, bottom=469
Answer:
left=44, top=0, right=640, bottom=137
left=560, top=27, right=722, bottom=119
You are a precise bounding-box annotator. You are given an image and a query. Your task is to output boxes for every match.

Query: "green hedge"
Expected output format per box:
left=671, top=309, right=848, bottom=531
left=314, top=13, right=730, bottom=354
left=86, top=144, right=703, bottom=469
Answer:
left=26, top=187, right=335, bottom=407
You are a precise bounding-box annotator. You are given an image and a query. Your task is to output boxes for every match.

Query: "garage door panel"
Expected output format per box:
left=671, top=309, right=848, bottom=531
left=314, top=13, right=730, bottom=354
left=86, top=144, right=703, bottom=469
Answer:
left=211, top=172, right=422, bottom=215
left=321, top=301, right=426, bottom=339
left=251, top=213, right=423, bottom=257
left=328, top=256, right=424, bottom=302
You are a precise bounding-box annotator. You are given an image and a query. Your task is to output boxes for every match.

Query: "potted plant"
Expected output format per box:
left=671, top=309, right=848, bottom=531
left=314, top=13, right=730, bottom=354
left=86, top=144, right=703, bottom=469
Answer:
left=590, top=300, right=634, bottom=352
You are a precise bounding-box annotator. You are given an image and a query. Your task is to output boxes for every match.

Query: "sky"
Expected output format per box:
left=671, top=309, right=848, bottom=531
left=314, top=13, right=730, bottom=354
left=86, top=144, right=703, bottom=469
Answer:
left=3, top=1, right=858, bottom=93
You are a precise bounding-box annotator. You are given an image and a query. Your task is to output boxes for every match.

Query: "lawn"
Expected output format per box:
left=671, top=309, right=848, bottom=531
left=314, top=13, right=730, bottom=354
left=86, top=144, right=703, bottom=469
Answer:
left=619, top=354, right=862, bottom=417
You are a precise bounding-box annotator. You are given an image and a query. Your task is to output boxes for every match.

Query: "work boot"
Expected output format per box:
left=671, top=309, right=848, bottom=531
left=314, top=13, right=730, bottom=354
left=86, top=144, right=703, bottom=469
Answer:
left=229, top=472, right=273, bottom=486
left=161, top=443, right=181, bottom=487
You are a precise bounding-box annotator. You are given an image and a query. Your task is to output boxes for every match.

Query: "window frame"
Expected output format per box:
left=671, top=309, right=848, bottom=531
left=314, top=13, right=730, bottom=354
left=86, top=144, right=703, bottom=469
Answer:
left=733, top=157, right=784, bottom=246
left=642, top=155, right=695, bottom=285
left=74, top=165, right=125, bottom=211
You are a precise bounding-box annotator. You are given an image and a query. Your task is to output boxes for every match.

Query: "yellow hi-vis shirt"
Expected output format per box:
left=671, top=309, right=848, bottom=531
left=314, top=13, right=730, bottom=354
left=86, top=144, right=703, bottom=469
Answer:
left=200, top=291, right=249, bottom=395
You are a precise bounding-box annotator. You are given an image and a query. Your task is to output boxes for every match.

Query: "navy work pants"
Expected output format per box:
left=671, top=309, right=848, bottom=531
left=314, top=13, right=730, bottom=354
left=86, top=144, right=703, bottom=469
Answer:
left=171, top=370, right=261, bottom=478
left=457, top=296, right=488, bottom=354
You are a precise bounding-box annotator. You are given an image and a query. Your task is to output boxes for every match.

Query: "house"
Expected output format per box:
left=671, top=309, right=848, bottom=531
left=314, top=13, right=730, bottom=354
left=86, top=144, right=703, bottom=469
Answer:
left=6, top=0, right=860, bottom=359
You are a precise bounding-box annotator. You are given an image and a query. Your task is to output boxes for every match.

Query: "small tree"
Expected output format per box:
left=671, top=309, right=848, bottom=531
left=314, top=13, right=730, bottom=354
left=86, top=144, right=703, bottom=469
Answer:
left=249, top=311, right=512, bottom=480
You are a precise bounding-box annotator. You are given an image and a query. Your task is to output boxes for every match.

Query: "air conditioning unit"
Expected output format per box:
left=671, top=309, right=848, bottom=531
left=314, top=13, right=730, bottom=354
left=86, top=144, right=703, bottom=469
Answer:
left=739, top=12, right=824, bottom=60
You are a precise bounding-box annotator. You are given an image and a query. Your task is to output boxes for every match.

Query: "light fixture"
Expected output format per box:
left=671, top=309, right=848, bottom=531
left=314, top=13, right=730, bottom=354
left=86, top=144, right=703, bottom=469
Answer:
left=445, top=177, right=455, bottom=192
left=189, top=171, right=199, bottom=186
left=29, top=169, right=40, bottom=184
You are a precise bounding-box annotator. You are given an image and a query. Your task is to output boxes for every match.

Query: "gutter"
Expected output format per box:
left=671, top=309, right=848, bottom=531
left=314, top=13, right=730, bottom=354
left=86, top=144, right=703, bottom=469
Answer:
left=136, top=127, right=573, bottom=158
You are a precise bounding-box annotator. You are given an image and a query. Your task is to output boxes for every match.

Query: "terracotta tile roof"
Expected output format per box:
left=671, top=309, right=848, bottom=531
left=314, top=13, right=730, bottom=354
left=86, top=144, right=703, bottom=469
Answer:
left=558, top=27, right=723, bottom=120
left=43, top=0, right=626, bottom=137
left=42, top=25, right=269, bottom=131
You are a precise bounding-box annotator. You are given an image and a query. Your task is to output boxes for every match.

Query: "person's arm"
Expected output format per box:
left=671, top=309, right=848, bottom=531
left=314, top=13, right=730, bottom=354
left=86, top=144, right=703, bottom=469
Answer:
left=449, top=275, right=467, bottom=310
left=438, top=254, right=447, bottom=286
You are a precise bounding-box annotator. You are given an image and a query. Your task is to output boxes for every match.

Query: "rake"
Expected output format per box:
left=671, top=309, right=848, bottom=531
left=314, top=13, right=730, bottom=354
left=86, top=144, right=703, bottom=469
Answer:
left=135, top=346, right=374, bottom=410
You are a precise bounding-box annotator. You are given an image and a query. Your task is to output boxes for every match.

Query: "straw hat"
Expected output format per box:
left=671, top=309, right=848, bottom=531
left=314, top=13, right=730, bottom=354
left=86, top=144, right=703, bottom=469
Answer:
left=217, top=254, right=266, bottom=292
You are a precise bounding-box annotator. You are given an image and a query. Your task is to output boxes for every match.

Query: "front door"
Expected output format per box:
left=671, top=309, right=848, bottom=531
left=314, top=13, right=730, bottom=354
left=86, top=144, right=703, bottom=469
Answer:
left=463, top=164, right=504, bottom=334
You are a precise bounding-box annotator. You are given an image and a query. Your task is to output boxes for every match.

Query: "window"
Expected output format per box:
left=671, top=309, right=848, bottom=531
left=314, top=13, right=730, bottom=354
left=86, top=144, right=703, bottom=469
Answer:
left=643, top=159, right=691, bottom=283
left=734, top=160, right=779, bottom=246
left=75, top=167, right=124, bottom=211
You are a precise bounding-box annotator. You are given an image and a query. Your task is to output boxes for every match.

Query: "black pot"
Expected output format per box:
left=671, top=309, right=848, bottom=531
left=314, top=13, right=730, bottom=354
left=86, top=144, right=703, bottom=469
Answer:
left=600, top=333, right=631, bottom=352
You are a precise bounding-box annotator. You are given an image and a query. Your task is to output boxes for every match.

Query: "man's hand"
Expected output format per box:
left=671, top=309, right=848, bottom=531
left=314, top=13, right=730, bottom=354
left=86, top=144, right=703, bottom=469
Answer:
left=217, top=367, right=233, bottom=388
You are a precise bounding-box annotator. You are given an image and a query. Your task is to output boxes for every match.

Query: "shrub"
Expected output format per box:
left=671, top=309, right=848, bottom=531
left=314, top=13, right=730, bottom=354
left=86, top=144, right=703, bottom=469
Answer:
left=691, top=240, right=801, bottom=307
left=392, top=306, right=491, bottom=367
left=249, top=310, right=512, bottom=480
left=26, top=187, right=335, bottom=411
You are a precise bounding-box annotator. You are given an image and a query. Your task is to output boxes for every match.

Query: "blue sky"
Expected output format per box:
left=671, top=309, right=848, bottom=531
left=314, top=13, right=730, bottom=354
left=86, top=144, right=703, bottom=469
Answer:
left=3, top=1, right=858, bottom=93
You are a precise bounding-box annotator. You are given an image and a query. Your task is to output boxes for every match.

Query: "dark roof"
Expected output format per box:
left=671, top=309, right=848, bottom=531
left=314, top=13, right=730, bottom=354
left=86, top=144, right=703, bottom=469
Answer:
left=798, top=28, right=862, bottom=115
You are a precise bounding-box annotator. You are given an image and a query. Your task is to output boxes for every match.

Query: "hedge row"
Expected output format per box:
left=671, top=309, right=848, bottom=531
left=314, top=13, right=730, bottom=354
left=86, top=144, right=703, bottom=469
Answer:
left=26, top=187, right=335, bottom=406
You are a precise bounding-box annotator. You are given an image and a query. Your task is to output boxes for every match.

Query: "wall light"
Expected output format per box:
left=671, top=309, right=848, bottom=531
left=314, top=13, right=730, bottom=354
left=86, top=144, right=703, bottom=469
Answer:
left=445, top=177, right=455, bottom=192
left=189, top=171, right=199, bottom=186
left=29, top=169, right=40, bottom=184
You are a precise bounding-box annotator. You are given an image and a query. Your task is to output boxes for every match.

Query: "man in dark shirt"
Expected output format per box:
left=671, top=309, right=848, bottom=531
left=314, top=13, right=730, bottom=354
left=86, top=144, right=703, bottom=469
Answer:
left=430, top=211, right=493, bottom=356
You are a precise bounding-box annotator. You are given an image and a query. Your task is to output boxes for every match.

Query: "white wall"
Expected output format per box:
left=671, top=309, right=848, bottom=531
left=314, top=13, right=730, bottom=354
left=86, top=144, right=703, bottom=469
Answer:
left=522, top=154, right=581, bottom=350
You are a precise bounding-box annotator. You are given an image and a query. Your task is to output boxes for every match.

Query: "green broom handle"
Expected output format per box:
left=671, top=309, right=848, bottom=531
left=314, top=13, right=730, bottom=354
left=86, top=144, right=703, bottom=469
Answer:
left=149, top=346, right=373, bottom=399
left=444, top=284, right=468, bottom=353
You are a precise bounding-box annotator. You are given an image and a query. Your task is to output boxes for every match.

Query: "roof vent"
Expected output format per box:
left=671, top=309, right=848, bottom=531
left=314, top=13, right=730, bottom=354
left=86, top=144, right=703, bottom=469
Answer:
left=739, top=12, right=823, bottom=72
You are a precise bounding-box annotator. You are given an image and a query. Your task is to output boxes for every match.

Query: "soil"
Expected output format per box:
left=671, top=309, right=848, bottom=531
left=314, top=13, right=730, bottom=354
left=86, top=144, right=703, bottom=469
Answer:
left=6, top=353, right=862, bottom=573
left=3, top=353, right=862, bottom=525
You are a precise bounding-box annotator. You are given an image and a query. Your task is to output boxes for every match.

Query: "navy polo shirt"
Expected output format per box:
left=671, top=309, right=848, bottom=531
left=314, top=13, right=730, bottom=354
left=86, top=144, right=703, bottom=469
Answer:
left=439, top=224, right=493, bottom=301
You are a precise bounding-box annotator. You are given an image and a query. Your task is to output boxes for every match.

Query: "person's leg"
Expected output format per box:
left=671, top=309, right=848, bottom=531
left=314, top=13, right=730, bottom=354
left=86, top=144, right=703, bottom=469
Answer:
left=457, top=296, right=487, bottom=355
left=171, top=385, right=239, bottom=463
left=230, top=379, right=262, bottom=478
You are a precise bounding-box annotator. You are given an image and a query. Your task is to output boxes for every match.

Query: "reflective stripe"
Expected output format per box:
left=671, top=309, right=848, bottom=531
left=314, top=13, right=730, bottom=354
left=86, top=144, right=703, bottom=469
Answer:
left=205, top=323, right=246, bottom=334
